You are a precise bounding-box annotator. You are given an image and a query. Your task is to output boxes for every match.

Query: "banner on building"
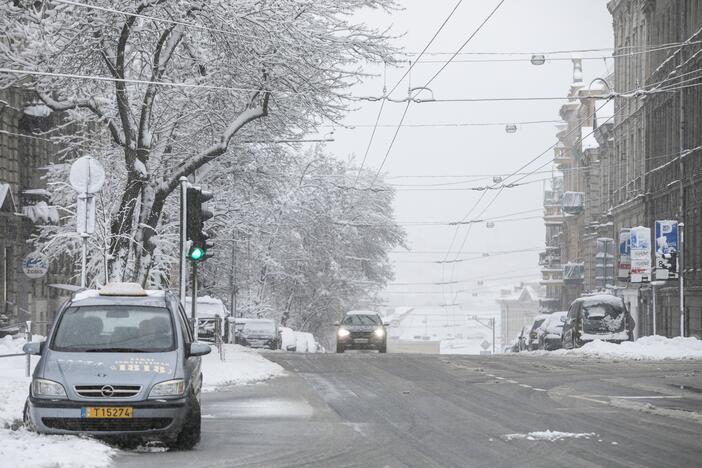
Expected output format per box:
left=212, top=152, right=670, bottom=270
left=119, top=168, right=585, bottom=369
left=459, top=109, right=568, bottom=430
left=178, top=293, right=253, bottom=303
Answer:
left=655, top=220, right=678, bottom=280
left=629, top=226, right=651, bottom=283
left=618, top=229, right=631, bottom=280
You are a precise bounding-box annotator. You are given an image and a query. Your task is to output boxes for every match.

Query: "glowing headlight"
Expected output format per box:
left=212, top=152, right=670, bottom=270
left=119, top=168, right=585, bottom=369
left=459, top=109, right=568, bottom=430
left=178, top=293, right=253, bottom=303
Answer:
left=149, top=379, right=185, bottom=398
left=337, top=328, right=350, bottom=338
left=374, top=327, right=385, bottom=338
left=32, top=378, right=67, bottom=399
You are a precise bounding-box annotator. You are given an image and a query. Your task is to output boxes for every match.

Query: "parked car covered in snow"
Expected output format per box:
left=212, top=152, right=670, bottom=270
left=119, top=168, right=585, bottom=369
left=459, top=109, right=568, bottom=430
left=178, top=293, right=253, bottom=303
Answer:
left=526, top=314, right=551, bottom=351
left=536, top=311, right=567, bottom=350
left=238, top=319, right=280, bottom=349
left=22, top=282, right=211, bottom=449
left=508, top=325, right=532, bottom=352
left=561, top=294, right=635, bottom=349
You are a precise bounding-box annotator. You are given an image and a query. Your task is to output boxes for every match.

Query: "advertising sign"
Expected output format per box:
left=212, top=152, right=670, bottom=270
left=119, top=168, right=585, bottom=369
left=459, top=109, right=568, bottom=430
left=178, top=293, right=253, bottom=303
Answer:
left=22, top=251, right=49, bottom=279
left=629, top=226, right=651, bottom=283
left=655, top=220, right=678, bottom=280
left=618, top=229, right=631, bottom=279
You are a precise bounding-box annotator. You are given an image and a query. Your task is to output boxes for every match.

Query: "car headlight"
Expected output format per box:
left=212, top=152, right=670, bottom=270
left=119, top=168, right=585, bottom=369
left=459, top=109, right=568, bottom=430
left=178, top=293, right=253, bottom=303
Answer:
left=32, top=378, right=67, bottom=399
left=149, top=379, right=185, bottom=398
left=337, top=328, right=350, bottom=338
left=374, top=327, right=385, bottom=338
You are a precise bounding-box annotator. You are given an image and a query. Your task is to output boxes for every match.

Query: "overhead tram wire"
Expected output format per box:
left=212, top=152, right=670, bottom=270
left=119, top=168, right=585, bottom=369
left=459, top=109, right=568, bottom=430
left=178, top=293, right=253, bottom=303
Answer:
left=354, top=0, right=465, bottom=182
left=368, top=0, right=506, bottom=187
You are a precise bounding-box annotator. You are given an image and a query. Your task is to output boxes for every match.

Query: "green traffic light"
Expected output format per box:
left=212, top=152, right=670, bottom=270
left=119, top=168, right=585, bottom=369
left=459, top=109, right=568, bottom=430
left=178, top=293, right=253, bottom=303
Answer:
left=189, top=247, right=205, bottom=261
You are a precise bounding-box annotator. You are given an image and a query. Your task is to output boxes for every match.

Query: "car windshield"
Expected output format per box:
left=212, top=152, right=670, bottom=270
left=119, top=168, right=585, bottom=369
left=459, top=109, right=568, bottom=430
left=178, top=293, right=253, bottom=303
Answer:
left=242, top=321, right=276, bottom=335
left=52, top=305, right=175, bottom=352
left=582, top=302, right=625, bottom=333
left=342, top=314, right=381, bottom=326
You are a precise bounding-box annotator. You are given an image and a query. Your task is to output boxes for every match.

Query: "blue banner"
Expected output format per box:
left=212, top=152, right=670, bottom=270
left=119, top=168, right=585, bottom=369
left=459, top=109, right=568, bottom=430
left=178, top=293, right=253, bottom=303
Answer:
left=655, top=220, right=678, bottom=279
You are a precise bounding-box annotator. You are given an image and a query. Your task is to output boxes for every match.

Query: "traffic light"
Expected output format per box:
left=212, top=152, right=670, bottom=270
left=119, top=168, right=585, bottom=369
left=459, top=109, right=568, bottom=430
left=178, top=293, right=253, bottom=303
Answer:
left=186, top=186, right=214, bottom=262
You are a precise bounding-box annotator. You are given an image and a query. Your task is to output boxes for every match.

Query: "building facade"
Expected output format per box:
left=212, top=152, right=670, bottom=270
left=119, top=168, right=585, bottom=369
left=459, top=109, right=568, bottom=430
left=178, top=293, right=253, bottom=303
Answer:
left=0, top=88, right=72, bottom=335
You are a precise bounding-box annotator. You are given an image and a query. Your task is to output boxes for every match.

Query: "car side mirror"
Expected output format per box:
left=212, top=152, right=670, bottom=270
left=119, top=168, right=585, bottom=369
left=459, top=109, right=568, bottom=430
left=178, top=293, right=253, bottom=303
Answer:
left=23, top=341, right=43, bottom=355
left=188, top=342, right=211, bottom=357
left=333, top=321, right=340, bottom=327
left=383, top=322, right=390, bottom=327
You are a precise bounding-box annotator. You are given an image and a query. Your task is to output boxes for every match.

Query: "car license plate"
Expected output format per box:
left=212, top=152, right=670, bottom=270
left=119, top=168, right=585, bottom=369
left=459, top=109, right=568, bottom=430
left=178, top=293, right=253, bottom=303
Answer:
left=354, top=338, right=369, bottom=344
left=81, top=407, right=133, bottom=418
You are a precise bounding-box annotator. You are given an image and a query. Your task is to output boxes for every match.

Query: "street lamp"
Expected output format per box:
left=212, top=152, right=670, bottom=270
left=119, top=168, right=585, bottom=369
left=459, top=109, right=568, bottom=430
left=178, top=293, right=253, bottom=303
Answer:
left=530, top=54, right=546, bottom=66
left=587, top=77, right=614, bottom=128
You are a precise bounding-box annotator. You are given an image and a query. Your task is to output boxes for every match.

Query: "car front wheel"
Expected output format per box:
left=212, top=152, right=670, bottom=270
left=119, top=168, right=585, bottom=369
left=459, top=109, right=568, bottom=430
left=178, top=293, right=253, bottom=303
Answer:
left=336, top=344, right=345, bottom=353
left=171, top=393, right=201, bottom=450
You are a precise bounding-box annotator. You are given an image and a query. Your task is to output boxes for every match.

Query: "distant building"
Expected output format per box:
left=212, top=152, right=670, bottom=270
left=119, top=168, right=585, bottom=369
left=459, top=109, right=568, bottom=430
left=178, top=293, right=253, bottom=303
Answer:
left=497, top=283, right=542, bottom=348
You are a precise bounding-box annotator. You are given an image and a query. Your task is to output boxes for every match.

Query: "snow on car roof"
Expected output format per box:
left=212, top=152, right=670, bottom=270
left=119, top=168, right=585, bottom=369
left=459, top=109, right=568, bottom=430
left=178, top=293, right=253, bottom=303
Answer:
left=575, top=294, right=624, bottom=307
left=346, top=310, right=380, bottom=316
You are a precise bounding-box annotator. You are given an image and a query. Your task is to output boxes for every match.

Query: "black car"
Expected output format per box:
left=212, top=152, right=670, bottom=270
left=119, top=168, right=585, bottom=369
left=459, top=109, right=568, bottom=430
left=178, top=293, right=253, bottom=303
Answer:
left=561, top=294, right=635, bottom=349
left=335, top=312, right=387, bottom=353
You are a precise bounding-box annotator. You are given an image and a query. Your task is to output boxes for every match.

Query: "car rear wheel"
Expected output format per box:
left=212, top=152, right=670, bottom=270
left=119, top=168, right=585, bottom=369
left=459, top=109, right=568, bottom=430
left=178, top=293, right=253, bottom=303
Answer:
left=170, top=394, right=201, bottom=450
left=378, top=344, right=387, bottom=353
left=336, top=344, right=345, bottom=353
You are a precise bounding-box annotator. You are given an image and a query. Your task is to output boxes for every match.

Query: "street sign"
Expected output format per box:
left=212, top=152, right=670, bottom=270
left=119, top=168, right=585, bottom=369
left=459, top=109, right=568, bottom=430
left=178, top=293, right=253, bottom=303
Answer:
left=480, top=340, right=491, bottom=350
left=69, top=156, right=105, bottom=194
left=22, top=251, right=49, bottom=279
left=618, top=229, right=631, bottom=279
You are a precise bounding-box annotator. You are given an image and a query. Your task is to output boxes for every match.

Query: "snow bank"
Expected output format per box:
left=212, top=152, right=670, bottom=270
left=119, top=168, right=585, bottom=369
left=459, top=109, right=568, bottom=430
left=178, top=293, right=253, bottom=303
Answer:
left=504, top=430, right=597, bottom=442
left=202, top=343, right=285, bottom=391
left=0, top=429, right=114, bottom=468
left=546, top=335, right=702, bottom=360
left=0, top=336, right=115, bottom=468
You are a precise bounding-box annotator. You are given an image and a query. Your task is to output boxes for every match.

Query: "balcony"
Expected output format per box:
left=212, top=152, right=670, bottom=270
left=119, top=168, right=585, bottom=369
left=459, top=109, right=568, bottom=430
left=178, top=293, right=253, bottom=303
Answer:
left=563, top=262, right=585, bottom=283
left=561, top=192, right=584, bottom=215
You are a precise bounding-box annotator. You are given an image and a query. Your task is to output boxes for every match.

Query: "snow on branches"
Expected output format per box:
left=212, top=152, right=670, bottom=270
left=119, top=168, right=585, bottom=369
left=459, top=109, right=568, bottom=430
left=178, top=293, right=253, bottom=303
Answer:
left=0, top=0, right=400, bottom=284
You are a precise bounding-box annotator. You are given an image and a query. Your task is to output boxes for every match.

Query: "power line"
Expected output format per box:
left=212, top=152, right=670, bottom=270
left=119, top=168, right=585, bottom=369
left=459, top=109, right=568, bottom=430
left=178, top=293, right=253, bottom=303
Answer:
left=356, top=0, right=465, bottom=180
left=368, top=0, right=506, bottom=186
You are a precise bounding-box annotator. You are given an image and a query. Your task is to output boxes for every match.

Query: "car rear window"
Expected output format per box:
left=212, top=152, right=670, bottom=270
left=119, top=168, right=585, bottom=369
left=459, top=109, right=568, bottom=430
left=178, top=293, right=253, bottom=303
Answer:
left=242, top=321, right=276, bottom=335
left=52, top=305, right=175, bottom=352
left=582, top=302, right=625, bottom=333
left=342, top=314, right=381, bottom=326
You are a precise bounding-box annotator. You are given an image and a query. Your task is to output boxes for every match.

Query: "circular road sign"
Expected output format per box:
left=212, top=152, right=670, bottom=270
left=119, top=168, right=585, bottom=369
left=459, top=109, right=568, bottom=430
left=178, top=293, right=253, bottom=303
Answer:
left=22, top=252, right=49, bottom=279
left=69, top=156, right=105, bottom=193
left=480, top=340, right=491, bottom=350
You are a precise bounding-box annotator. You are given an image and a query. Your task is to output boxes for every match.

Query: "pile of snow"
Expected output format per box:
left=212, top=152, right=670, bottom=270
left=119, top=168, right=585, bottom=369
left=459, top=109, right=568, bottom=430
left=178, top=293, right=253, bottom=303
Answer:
left=202, top=343, right=285, bottom=391
left=278, top=326, right=318, bottom=353
left=504, top=430, right=597, bottom=442
left=0, top=336, right=115, bottom=468
left=548, top=335, right=702, bottom=360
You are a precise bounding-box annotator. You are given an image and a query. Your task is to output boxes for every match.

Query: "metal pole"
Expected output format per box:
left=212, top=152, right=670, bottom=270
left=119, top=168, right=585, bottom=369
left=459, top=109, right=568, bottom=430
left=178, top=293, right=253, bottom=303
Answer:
left=679, top=223, right=685, bottom=337
left=191, top=261, right=199, bottom=341
left=491, top=318, right=496, bottom=355
left=652, top=284, right=657, bottom=336
left=678, top=4, right=686, bottom=338
left=229, top=240, right=236, bottom=318
left=179, top=177, right=188, bottom=308
left=25, top=321, right=32, bottom=377
left=80, top=234, right=88, bottom=288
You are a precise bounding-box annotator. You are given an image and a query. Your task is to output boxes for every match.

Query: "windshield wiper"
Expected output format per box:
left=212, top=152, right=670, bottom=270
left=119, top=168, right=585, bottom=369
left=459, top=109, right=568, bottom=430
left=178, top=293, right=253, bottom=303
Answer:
left=84, top=347, right=146, bottom=353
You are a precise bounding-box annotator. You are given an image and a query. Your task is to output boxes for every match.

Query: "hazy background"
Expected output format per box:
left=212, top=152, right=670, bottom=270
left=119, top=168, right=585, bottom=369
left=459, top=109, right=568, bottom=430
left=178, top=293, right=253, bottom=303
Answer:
left=324, top=1, right=614, bottom=308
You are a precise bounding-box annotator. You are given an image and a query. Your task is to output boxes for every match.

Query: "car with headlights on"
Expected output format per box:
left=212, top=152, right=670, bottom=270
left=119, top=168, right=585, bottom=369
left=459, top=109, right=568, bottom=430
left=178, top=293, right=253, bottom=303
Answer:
left=335, top=311, right=387, bottom=353
left=22, top=282, right=211, bottom=449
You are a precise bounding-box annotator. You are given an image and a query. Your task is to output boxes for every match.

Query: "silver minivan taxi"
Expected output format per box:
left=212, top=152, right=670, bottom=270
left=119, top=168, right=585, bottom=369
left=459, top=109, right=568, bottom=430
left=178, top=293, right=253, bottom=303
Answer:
left=23, top=283, right=211, bottom=449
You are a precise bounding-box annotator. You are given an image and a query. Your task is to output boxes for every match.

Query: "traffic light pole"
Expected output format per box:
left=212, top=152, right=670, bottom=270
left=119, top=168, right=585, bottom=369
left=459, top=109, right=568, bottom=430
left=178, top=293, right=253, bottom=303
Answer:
left=192, top=260, right=199, bottom=341
left=179, top=177, right=188, bottom=308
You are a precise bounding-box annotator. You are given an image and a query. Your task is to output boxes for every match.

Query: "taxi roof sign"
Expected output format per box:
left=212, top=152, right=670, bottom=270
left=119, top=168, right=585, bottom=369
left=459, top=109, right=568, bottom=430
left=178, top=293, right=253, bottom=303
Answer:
left=99, top=282, right=148, bottom=297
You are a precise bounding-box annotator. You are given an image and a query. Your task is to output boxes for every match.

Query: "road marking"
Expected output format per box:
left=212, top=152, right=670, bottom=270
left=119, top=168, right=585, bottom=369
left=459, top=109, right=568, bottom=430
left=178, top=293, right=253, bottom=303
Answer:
left=533, top=388, right=547, bottom=392
left=568, top=394, right=610, bottom=405
left=506, top=379, right=518, bottom=384
left=494, top=376, right=505, bottom=380
left=519, top=384, right=532, bottom=389
left=599, top=395, right=683, bottom=400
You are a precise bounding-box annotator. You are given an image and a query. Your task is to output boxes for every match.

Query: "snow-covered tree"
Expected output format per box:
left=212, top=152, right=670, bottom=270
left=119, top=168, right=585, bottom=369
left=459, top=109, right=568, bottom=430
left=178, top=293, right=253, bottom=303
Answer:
left=0, top=0, right=398, bottom=283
